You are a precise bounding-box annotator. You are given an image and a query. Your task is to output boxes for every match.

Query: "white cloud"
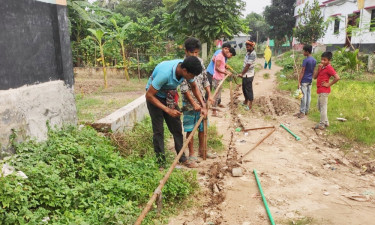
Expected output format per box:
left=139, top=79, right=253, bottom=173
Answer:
left=242, top=0, right=272, bottom=16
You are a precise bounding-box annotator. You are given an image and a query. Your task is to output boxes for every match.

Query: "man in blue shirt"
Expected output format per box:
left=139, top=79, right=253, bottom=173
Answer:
left=295, top=44, right=317, bottom=118
left=146, top=56, right=207, bottom=169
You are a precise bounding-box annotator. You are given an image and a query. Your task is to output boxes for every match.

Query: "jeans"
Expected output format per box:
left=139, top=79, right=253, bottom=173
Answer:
left=300, top=82, right=312, bottom=114
left=317, top=93, right=329, bottom=126
left=146, top=97, right=187, bottom=166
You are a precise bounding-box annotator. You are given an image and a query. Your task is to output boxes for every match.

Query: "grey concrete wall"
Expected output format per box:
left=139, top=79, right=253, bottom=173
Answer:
left=0, top=81, right=77, bottom=156
left=92, top=95, right=148, bottom=133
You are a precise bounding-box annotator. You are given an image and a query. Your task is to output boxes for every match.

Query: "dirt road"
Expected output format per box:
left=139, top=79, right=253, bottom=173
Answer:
left=168, top=60, right=375, bottom=225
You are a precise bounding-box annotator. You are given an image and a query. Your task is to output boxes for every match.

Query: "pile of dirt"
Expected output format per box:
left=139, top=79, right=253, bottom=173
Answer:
left=254, top=95, right=298, bottom=116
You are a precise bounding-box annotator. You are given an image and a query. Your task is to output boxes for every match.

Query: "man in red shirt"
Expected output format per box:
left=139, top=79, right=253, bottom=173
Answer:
left=313, top=52, right=340, bottom=130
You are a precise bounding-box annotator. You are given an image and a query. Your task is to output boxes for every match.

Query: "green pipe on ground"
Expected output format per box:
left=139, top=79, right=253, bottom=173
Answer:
left=280, top=124, right=301, bottom=141
left=253, top=169, right=275, bottom=225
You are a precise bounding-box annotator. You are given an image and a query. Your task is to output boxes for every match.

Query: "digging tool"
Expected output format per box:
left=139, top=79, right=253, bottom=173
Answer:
left=240, top=127, right=276, bottom=161
left=243, top=126, right=275, bottom=132
left=280, top=124, right=300, bottom=141
left=254, top=169, right=275, bottom=225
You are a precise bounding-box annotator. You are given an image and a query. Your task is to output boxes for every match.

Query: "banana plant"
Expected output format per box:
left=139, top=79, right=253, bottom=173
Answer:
left=111, top=19, right=132, bottom=81
left=88, top=28, right=108, bottom=88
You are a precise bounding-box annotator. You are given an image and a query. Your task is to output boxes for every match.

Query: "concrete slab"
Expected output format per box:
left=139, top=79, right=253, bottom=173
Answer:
left=92, top=95, right=149, bottom=133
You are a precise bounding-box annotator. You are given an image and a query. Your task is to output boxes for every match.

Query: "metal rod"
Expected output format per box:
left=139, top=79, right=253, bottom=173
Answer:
left=243, top=126, right=275, bottom=132
left=253, top=169, right=275, bottom=225
left=134, top=74, right=230, bottom=225
left=280, top=124, right=300, bottom=141
left=240, top=128, right=276, bottom=160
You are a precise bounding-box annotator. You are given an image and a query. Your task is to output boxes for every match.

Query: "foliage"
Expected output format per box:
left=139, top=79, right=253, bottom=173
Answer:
left=0, top=124, right=198, bottom=224
left=245, top=12, right=270, bottom=43
left=331, top=47, right=363, bottom=75
left=264, top=0, right=295, bottom=46
left=294, top=0, right=327, bottom=44
left=276, top=52, right=375, bottom=145
left=88, top=28, right=108, bottom=88
left=164, top=0, right=248, bottom=48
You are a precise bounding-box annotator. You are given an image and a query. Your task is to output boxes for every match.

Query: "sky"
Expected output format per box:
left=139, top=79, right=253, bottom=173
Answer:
left=242, top=0, right=272, bottom=16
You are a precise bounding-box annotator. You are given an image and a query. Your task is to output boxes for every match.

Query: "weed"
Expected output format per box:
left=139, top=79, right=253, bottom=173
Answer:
left=263, top=73, right=270, bottom=79
left=0, top=125, right=197, bottom=224
left=287, top=217, right=314, bottom=225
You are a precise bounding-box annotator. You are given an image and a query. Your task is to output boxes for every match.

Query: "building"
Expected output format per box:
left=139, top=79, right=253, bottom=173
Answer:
left=294, top=0, right=375, bottom=52
left=0, top=0, right=77, bottom=157
left=225, top=33, right=251, bottom=53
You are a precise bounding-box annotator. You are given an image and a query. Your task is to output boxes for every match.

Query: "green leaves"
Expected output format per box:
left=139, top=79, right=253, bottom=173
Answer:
left=0, top=123, right=197, bottom=224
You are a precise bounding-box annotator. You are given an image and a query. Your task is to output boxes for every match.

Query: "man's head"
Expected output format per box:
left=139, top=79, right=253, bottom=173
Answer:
left=227, top=47, right=236, bottom=58
left=184, top=37, right=201, bottom=57
left=222, top=42, right=231, bottom=56
left=180, top=56, right=202, bottom=80
left=303, top=45, right=312, bottom=56
left=245, top=40, right=255, bottom=52
left=321, top=51, right=333, bottom=66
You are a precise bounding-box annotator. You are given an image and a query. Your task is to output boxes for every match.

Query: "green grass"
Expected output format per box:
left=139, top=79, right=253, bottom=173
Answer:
left=276, top=53, right=375, bottom=145
left=263, top=73, right=270, bottom=79
left=191, top=123, right=224, bottom=153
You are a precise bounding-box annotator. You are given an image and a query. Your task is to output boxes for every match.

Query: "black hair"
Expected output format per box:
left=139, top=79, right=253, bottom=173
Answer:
left=184, top=37, right=201, bottom=52
left=303, top=44, right=312, bottom=54
left=181, top=56, right=202, bottom=76
left=229, top=47, right=236, bottom=56
left=222, top=42, right=231, bottom=49
left=321, top=51, right=333, bottom=60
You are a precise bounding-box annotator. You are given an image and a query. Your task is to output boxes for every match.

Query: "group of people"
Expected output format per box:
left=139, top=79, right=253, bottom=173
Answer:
left=145, top=37, right=257, bottom=169
left=145, top=37, right=340, bottom=170
left=295, top=44, right=340, bottom=130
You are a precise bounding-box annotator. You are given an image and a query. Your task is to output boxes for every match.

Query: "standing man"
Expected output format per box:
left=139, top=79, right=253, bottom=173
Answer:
left=294, top=44, right=316, bottom=118
left=180, top=37, right=216, bottom=163
left=239, top=40, right=257, bottom=111
left=145, top=56, right=207, bottom=169
left=206, top=43, right=232, bottom=90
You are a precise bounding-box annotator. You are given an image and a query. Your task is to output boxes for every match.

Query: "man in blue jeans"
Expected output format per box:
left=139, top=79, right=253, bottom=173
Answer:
left=295, top=44, right=317, bottom=118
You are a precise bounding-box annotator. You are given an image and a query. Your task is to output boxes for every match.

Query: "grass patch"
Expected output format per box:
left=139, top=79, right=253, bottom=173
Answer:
left=263, top=73, right=270, bottom=79
left=285, top=217, right=314, bottom=225
left=276, top=52, right=375, bottom=145
left=190, top=123, right=224, bottom=154
left=0, top=119, right=198, bottom=224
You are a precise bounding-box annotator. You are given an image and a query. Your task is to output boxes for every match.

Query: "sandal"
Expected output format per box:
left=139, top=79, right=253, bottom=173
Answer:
left=183, top=160, right=198, bottom=168
left=313, top=124, right=325, bottom=130
left=243, top=105, right=250, bottom=111
left=189, top=156, right=200, bottom=163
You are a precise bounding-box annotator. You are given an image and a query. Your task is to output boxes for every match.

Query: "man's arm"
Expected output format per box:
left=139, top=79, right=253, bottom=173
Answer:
left=240, top=64, right=250, bottom=77
left=298, top=67, right=306, bottom=88
left=313, top=64, right=322, bottom=79
left=322, top=73, right=340, bottom=87
left=184, top=91, right=201, bottom=111
left=205, top=86, right=214, bottom=105
left=146, top=85, right=181, bottom=117
left=190, top=81, right=207, bottom=116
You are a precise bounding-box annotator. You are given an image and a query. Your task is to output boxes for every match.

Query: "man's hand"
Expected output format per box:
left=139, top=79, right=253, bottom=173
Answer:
left=321, top=81, right=330, bottom=87
left=238, top=74, right=243, bottom=78
left=208, top=97, right=214, bottom=105
left=166, top=108, right=182, bottom=118
left=298, top=83, right=301, bottom=89
left=200, top=107, right=208, bottom=117
left=225, top=70, right=232, bottom=76
left=318, top=63, right=323, bottom=69
left=193, top=103, right=201, bottom=112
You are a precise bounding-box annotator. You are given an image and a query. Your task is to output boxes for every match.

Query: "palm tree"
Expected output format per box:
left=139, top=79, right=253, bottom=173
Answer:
left=111, top=19, right=132, bottom=81
left=88, top=28, right=108, bottom=88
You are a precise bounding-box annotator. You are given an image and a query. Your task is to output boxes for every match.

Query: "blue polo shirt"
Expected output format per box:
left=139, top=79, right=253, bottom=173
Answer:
left=301, top=56, right=317, bottom=83
left=206, top=49, right=228, bottom=75
left=146, top=59, right=194, bottom=98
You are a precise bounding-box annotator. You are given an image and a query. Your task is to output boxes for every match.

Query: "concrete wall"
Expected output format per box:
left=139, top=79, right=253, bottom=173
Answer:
left=92, top=95, right=148, bottom=133
left=0, top=81, right=77, bottom=155
left=0, top=0, right=76, bottom=156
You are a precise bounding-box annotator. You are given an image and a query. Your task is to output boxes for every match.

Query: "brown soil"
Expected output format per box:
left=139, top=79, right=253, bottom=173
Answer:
left=168, top=59, right=375, bottom=225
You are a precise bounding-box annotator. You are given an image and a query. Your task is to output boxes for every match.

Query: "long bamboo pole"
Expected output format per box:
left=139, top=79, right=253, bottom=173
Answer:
left=134, top=75, right=230, bottom=225
left=240, top=127, right=276, bottom=161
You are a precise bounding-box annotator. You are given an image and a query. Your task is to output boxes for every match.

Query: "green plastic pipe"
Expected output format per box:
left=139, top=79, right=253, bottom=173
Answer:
left=253, top=169, right=275, bottom=225
left=280, top=124, right=301, bottom=141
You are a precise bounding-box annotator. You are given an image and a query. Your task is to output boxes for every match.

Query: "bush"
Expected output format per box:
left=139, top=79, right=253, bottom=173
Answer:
left=0, top=124, right=197, bottom=224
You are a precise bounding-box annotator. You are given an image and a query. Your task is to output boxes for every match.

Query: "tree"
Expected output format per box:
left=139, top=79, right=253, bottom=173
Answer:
left=111, top=18, right=132, bottom=80
left=294, top=0, right=327, bottom=44
left=246, top=13, right=270, bottom=43
left=88, top=28, right=108, bottom=88
left=163, top=0, right=248, bottom=50
left=264, top=0, right=295, bottom=46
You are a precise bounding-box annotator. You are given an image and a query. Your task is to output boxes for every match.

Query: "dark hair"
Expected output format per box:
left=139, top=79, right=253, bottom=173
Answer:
left=229, top=47, right=236, bottom=56
left=181, top=56, right=202, bottom=76
left=303, top=44, right=312, bottom=54
left=184, top=37, right=201, bottom=52
left=222, top=42, right=231, bottom=49
left=321, top=51, right=333, bottom=60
